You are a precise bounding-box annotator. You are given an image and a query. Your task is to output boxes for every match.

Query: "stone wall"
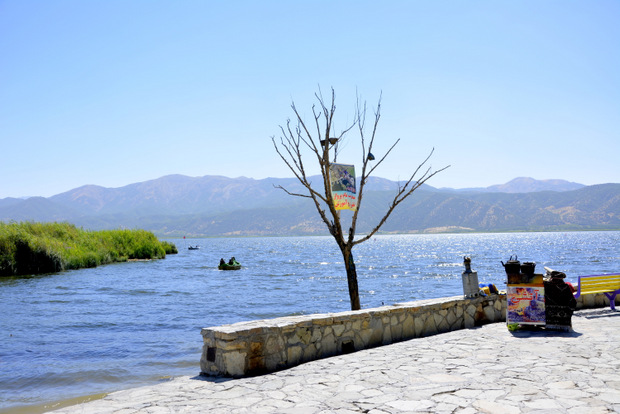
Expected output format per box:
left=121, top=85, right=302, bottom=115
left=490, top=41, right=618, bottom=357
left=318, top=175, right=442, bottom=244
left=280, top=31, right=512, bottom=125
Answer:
left=200, top=294, right=507, bottom=378
left=576, top=291, right=619, bottom=309
left=199, top=291, right=617, bottom=378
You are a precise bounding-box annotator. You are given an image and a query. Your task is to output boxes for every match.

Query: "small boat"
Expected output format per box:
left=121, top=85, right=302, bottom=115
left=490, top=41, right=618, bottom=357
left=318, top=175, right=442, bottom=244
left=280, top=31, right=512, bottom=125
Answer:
left=188, top=246, right=200, bottom=250
left=219, top=257, right=241, bottom=270
left=219, top=263, right=241, bottom=270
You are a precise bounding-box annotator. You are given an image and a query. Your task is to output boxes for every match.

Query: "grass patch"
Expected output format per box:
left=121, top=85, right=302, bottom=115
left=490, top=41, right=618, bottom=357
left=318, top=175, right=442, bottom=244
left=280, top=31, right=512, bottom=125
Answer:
left=0, top=221, right=178, bottom=276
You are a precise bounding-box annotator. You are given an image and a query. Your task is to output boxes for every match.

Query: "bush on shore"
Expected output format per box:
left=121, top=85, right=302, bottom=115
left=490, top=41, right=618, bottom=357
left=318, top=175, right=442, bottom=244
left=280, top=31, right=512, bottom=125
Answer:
left=0, top=221, right=178, bottom=277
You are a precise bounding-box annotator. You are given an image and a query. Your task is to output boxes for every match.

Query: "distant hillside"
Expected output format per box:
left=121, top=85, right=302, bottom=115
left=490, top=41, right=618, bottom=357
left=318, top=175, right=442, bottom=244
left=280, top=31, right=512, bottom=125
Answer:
left=0, top=197, right=83, bottom=222
left=49, top=175, right=303, bottom=216
left=380, top=184, right=620, bottom=233
left=441, top=177, right=585, bottom=193
left=1, top=175, right=618, bottom=236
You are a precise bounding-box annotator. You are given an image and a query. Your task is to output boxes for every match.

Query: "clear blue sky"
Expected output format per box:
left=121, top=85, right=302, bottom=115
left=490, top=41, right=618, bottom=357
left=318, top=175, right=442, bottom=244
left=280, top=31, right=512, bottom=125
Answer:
left=1, top=1, right=618, bottom=198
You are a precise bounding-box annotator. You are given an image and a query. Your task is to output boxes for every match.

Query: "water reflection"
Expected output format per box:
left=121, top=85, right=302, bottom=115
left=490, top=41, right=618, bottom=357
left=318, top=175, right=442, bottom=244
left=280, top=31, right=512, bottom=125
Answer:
left=1, top=231, right=618, bottom=410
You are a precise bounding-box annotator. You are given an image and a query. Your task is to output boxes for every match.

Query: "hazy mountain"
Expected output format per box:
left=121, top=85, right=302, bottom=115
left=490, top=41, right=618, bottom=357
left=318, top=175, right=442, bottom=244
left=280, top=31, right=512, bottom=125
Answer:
left=1, top=175, right=618, bottom=236
left=46, top=175, right=428, bottom=217
left=0, top=197, right=24, bottom=210
left=440, top=177, right=585, bottom=193
left=0, top=197, right=82, bottom=222
left=49, top=175, right=303, bottom=216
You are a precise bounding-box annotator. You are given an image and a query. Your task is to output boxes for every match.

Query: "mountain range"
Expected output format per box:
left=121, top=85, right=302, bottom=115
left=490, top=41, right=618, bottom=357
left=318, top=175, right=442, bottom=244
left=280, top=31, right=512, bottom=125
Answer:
left=1, top=176, right=618, bottom=237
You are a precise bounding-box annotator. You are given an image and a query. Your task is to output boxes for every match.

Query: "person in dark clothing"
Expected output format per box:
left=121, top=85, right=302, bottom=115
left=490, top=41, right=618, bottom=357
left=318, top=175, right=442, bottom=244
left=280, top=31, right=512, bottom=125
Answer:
left=544, top=270, right=577, bottom=329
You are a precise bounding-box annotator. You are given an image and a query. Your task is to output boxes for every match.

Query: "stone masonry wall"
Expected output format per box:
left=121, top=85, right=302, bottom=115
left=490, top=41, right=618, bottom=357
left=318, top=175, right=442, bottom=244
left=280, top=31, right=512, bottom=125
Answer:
left=200, top=294, right=507, bottom=378
left=575, top=291, right=619, bottom=309
left=200, top=292, right=616, bottom=378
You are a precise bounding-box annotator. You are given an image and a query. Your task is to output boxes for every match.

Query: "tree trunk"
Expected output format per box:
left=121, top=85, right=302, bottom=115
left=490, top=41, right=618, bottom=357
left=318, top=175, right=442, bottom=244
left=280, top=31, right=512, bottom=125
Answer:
left=343, top=249, right=361, bottom=311
left=272, top=89, right=448, bottom=311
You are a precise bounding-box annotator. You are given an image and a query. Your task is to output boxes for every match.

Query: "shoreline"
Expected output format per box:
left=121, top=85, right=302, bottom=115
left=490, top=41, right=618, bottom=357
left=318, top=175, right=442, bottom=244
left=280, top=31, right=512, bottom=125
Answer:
left=4, top=307, right=618, bottom=413
left=0, top=393, right=108, bottom=414
left=42, top=308, right=620, bottom=413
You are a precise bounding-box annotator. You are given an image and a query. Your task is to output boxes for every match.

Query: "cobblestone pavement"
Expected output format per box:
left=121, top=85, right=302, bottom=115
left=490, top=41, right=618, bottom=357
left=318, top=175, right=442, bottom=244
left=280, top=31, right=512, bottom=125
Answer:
left=50, top=309, right=620, bottom=413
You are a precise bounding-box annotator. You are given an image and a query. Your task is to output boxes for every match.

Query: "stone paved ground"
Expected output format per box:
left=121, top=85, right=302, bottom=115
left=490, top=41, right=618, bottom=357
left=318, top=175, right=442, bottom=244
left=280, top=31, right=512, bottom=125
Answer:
left=50, top=309, right=620, bottom=413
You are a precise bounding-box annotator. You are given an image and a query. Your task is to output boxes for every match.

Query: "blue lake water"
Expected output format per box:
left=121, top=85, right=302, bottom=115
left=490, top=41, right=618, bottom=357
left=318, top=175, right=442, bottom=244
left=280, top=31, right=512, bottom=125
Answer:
left=1, top=231, right=619, bottom=411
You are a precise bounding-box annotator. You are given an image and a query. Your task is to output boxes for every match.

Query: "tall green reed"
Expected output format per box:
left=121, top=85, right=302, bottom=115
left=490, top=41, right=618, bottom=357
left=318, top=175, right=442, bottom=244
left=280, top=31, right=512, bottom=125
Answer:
left=0, top=222, right=177, bottom=276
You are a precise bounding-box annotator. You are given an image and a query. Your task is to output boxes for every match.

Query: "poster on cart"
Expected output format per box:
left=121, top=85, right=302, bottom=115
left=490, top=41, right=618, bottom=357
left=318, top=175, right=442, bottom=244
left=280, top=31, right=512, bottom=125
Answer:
left=507, top=285, right=546, bottom=325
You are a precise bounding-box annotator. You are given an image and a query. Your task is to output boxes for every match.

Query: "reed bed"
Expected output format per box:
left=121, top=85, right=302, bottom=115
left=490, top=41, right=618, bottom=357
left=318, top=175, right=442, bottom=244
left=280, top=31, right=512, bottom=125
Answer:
left=0, top=221, right=177, bottom=276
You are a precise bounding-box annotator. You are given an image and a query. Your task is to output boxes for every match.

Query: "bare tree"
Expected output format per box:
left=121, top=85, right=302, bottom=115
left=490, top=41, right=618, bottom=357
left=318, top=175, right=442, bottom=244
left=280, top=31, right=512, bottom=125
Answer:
left=271, top=88, right=449, bottom=311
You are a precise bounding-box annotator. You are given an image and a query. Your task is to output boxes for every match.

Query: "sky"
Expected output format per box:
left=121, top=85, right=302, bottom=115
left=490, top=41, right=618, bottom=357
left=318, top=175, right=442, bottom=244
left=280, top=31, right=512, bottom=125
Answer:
left=1, top=1, right=619, bottom=198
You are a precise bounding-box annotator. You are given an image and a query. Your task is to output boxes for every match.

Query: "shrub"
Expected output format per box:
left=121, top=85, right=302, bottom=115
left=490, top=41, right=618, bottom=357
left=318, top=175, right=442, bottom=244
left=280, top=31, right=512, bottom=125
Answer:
left=0, top=221, right=177, bottom=276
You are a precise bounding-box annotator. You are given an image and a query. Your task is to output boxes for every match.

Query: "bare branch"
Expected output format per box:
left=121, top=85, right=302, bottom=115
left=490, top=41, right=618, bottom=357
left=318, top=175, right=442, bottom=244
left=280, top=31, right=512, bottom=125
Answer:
left=353, top=150, right=450, bottom=247
left=271, top=88, right=449, bottom=310
left=270, top=133, right=329, bottom=205
left=273, top=185, right=312, bottom=198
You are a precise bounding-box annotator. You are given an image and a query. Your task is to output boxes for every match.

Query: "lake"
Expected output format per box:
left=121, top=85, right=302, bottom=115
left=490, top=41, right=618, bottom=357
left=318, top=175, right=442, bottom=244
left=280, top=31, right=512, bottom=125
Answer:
left=1, top=231, right=619, bottom=411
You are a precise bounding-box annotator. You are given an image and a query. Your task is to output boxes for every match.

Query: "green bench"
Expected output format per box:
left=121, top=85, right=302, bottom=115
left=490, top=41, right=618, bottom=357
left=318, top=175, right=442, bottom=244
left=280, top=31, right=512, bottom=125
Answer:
left=574, top=273, right=620, bottom=310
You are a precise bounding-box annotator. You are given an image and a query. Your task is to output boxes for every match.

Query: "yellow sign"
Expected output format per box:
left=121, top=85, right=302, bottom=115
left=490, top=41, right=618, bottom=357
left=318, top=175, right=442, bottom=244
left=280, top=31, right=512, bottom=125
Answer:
left=329, top=164, right=357, bottom=211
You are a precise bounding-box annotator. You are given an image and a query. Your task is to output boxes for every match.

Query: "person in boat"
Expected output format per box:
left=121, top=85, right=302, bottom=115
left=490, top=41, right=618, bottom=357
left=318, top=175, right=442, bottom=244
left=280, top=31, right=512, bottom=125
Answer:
left=220, top=258, right=225, bottom=266
left=228, top=257, right=236, bottom=265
